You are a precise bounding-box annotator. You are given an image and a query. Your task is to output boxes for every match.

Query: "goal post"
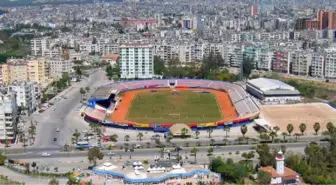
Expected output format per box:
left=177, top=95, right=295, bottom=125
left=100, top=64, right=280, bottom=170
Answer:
left=169, top=113, right=180, bottom=119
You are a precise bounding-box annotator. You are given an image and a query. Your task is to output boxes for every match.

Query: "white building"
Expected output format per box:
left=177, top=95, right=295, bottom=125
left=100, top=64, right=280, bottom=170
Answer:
left=0, top=91, right=18, bottom=140
left=325, top=54, right=336, bottom=79
left=8, top=81, right=40, bottom=114
left=310, top=53, right=325, bottom=78
left=47, top=59, right=73, bottom=78
left=246, top=78, right=301, bottom=104
left=119, top=44, right=154, bottom=79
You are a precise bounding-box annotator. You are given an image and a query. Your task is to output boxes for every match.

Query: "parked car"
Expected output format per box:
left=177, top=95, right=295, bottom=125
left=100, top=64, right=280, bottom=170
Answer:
left=41, top=153, right=51, bottom=157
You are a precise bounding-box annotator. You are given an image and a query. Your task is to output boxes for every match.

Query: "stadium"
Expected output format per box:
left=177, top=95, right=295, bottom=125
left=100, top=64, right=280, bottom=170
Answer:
left=82, top=79, right=260, bottom=132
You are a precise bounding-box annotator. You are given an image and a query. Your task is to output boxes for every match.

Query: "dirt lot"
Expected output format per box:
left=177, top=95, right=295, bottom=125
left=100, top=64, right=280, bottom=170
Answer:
left=260, top=103, right=336, bottom=135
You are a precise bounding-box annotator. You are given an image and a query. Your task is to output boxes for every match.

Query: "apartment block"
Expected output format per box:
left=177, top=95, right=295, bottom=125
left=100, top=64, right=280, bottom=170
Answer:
left=290, top=52, right=311, bottom=76
left=0, top=91, right=18, bottom=141
left=325, top=54, right=336, bottom=78
left=310, top=53, right=325, bottom=77
left=8, top=81, right=40, bottom=114
left=272, top=51, right=290, bottom=73
left=119, top=44, right=154, bottom=79
left=47, top=59, right=73, bottom=78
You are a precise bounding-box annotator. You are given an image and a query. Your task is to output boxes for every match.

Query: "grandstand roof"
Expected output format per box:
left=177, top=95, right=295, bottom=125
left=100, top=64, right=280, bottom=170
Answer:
left=247, top=78, right=299, bottom=94
left=91, top=87, right=114, bottom=99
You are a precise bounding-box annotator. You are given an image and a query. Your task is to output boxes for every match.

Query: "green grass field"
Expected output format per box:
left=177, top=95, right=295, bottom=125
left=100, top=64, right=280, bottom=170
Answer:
left=126, top=91, right=223, bottom=123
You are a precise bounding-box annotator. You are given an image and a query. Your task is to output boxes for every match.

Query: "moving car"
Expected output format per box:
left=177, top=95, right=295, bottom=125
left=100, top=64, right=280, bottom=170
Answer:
left=107, top=152, right=116, bottom=156
left=42, top=153, right=51, bottom=157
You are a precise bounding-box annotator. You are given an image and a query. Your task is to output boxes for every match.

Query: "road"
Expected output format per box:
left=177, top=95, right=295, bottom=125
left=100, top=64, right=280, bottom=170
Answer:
left=7, top=142, right=324, bottom=160
left=34, top=69, right=107, bottom=148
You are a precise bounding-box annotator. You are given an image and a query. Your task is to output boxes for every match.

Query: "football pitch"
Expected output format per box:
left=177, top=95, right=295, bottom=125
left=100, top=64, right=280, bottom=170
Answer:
left=126, top=90, right=223, bottom=123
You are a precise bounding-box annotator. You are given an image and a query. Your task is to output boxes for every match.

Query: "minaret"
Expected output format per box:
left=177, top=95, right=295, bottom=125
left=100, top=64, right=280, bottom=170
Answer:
left=276, top=150, right=285, bottom=174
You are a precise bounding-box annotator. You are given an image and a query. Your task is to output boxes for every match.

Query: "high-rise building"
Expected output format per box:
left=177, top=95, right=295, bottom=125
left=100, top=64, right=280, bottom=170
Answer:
left=250, top=5, right=259, bottom=16
left=8, top=81, right=40, bottom=114
left=306, top=20, right=320, bottom=30
left=328, top=11, right=336, bottom=29
left=0, top=91, right=18, bottom=141
left=119, top=44, right=154, bottom=79
left=310, top=53, right=325, bottom=77
left=272, top=51, right=290, bottom=73
left=318, top=10, right=329, bottom=30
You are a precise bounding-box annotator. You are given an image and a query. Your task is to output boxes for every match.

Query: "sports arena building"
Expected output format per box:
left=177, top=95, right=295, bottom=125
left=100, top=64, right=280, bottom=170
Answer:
left=246, top=78, right=301, bottom=104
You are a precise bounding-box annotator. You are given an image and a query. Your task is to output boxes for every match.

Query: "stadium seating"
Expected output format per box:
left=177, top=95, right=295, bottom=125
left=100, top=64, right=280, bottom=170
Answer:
left=100, top=79, right=259, bottom=117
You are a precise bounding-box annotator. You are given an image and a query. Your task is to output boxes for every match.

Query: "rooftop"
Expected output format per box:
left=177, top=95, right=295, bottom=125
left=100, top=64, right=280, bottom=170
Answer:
left=247, top=78, right=298, bottom=93
left=91, top=87, right=114, bottom=99
left=259, top=166, right=298, bottom=179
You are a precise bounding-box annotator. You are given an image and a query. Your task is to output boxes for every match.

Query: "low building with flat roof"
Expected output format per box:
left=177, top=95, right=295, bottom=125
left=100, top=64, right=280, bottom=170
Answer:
left=246, top=78, right=301, bottom=104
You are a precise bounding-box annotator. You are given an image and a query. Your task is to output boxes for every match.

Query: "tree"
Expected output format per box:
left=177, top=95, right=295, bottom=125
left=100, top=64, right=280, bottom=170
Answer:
left=273, top=126, right=280, bottom=133
left=190, top=147, right=199, bottom=163
left=242, top=56, right=254, bottom=78
left=87, top=147, right=104, bottom=166
left=72, top=129, right=81, bottom=144
left=241, top=151, right=255, bottom=161
left=153, top=56, right=166, bottom=75
left=240, top=125, right=248, bottom=138
left=49, top=178, right=59, bottom=185
left=79, top=88, right=86, bottom=101
left=85, top=87, right=90, bottom=92
left=124, top=135, right=130, bottom=141
left=181, top=128, right=189, bottom=138
left=269, top=131, right=277, bottom=143
left=258, top=171, right=271, bottom=184
left=326, top=122, right=335, bottom=134
left=109, top=134, right=118, bottom=142
left=294, top=133, right=301, bottom=142
left=287, top=124, right=294, bottom=135
left=210, top=139, right=215, bottom=146
left=207, top=147, right=214, bottom=156
left=207, top=128, right=213, bottom=138
left=0, top=153, right=7, bottom=165
left=195, top=130, right=200, bottom=139
left=299, top=123, right=307, bottom=135
left=137, top=132, right=143, bottom=141
left=146, top=142, right=151, bottom=148
left=281, top=132, right=288, bottom=142
left=75, top=66, right=82, bottom=78
left=224, top=125, right=230, bottom=138
left=313, top=122, right=321, bottom=135
left=196, top=181, right=206, bottom=185
left=255, top=144, right=274, bottom=167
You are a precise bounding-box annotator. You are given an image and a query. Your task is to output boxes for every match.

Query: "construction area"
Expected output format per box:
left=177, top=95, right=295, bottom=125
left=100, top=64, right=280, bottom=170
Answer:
left=259, top=103, right=336, bottom=135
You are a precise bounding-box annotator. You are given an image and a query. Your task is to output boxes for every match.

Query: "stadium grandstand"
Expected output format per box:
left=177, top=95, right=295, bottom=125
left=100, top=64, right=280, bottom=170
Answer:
left=83, top=79, right=259, bottom=121
left=246, top=78, right=301, bottom=104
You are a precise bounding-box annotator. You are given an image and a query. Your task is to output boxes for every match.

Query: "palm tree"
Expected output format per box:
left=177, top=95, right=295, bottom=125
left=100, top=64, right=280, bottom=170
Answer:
left=195, top=130, right=200, bottom=139
left=240, top=125, right=248, bottom=138
left=124, top=135, right=130, bottom=142
left=273, top=126, right=280, bottom=134
left=299, top=123, right=307, bottom=135
left=294, top=133, right=301, bottom=142
left=196, top=181, right=206, bottom=185
left=159, top=147, right=165, bottom=158
left=269, top=131, right=277, bottom=143
left=281, top=132, right=288, bottom=142
left=190, top=147, right=199, bottom=163
left=137, top=132, right=143, bottom=141
left=210, top=139, right=215, bottom=146
left=287, top=124, right=294, bottom=136
left=72, top=129, right=81, bottom=144
left=146, top=142, right=151, bottom=148
left=313, top=122, right=321, bottom=135
left=206, top=128, right=213, bottom=138
left=79, top=88, right=86, bottom=101
left=326, top=122, right=335, bottom=134
left=224, top=125, right=230, bottom=138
